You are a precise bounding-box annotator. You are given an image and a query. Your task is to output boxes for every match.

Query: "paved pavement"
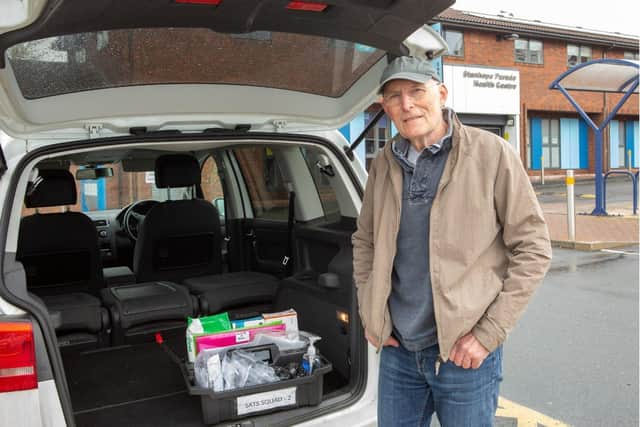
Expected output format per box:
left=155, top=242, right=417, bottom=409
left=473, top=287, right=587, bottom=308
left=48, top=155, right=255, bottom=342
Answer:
left=533, top=176, right=639, bottom=250
left=543, top=213, right=638, bottom=249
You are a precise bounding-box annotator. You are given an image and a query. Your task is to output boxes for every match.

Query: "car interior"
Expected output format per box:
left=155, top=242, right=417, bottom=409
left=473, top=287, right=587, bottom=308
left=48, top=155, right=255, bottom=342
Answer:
left=15, top=140, right=363, bottom=426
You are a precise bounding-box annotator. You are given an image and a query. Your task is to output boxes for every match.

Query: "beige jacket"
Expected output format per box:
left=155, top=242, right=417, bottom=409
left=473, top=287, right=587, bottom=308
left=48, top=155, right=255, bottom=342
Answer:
left=352, top=112, right=552, bottom=361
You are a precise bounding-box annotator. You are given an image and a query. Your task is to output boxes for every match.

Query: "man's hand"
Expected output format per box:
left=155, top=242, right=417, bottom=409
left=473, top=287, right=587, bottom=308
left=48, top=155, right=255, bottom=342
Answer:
left=449, top=333, right=489, bottom=369
left=365, top=331, right=399, bottom=348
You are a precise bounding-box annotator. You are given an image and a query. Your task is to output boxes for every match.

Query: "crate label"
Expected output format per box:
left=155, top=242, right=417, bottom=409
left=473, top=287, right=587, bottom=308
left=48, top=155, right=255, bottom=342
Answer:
left=236, top=386, right=297, bottom=415
left=235, top=331, right=250, bottom=343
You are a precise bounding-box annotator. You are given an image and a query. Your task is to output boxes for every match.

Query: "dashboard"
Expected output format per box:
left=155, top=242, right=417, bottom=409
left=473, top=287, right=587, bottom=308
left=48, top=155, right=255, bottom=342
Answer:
left=85, top=208, right=132, bottom=268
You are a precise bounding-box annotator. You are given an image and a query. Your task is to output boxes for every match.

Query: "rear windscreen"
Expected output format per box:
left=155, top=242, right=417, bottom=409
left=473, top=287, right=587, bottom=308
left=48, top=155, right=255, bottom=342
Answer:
left=7, top=28, right=384, bottom=99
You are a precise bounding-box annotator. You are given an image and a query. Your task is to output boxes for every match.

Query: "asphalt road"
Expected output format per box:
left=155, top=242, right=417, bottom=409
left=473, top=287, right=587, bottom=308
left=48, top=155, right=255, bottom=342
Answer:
left=501, top=246, right=639, bottom=427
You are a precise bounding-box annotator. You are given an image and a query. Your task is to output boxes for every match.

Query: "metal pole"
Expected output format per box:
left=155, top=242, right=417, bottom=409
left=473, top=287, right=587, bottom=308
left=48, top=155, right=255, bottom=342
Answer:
left=541, top=156, right=545, bottom=185
left=592, top=130, right=607, bottom=215
left=628, top=149, right=632, bottom=170
left=633, top=176, right=638, bottom=215
left=566, top=170, right=576, bottom=241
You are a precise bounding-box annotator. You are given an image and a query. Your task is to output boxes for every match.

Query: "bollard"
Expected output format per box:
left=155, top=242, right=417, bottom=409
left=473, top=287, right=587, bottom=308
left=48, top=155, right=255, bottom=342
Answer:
left=566, top=170, right=576, bottom=241
left=541, top=156, right=545, bottom=185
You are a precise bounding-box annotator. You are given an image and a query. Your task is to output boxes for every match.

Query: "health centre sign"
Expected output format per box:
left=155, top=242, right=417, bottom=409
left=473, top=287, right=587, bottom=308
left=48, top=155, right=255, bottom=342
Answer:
left=444, top=64, right=520, bottom=115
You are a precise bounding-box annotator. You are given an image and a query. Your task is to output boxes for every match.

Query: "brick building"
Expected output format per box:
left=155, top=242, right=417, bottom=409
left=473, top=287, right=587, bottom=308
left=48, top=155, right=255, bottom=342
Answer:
left=360, top=9, right=639, bottom=177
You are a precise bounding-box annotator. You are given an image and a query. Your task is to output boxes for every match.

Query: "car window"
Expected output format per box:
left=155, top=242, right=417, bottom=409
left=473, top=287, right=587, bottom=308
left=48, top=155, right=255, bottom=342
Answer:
left=232, top=145, right=340, bottom=221
left=21, top=162, right=193, bottom=216
left=201, top=155, right=224, bottom=217
left=7, top=28, right=384, bottom=99
left=234, top=147, right=290, bottom=221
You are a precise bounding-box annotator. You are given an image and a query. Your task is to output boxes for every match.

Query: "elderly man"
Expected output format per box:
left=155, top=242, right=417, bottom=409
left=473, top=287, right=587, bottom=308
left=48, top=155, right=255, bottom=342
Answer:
left=352, top=56, right=552, bottom=426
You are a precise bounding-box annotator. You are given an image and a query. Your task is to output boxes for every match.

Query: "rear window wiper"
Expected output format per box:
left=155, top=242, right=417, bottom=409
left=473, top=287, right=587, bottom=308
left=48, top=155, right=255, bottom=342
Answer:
left=202, top=125, right=251, bottom=134
left=129, top=127, right=182, bottom=136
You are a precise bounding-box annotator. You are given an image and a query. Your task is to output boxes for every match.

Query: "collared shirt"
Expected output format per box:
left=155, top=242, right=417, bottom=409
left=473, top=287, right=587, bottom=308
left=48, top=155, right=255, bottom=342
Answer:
left=387, top=108, right=453, bottom=351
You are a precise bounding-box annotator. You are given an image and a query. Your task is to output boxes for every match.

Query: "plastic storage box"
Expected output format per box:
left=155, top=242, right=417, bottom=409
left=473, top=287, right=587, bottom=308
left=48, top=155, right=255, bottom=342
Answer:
left=182, top=348, right=332, bottom=425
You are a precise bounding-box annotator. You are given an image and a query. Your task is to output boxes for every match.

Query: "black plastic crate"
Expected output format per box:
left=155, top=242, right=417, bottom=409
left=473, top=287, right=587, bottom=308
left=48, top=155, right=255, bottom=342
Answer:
left=182, top=348, right=332, bottom=425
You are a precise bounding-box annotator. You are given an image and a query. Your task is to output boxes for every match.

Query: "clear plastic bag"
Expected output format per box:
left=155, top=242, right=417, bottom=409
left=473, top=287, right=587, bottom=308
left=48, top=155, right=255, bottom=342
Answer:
left=221, top=349, right=279, bottom=391
left=194, top=348, right=227, bottom=391
left=193, top=331, right=322, bottom=392
left=252, top=330, right=307, bottom=351
left=298, top=331, right=321, bottom=345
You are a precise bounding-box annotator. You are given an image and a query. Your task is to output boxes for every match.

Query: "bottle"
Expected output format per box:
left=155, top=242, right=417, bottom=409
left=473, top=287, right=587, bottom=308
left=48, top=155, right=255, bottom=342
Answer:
left=301, top=335, right=320, bottom=375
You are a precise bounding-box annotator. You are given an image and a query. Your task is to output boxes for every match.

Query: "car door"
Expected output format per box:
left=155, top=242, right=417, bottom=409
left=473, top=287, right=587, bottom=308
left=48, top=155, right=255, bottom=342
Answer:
left=222, top=145, right=308, bottom=276
left=0, top=0, right=450, bottom=139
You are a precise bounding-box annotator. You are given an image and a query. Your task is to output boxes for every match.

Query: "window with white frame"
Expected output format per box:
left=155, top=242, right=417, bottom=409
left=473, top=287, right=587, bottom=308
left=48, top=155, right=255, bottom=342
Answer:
left=624, top=51, right=639, bottom=60
left=541, top=118, right=561, bottom=168
left=443, top=29, right=464, bottom=57
left=364, top=113, right=392, bottom=170
left=515, top=39, right=543, bottom=64
left=616, top=121, right=627, bottom=168
left=567, top=44, right=592, bottom=67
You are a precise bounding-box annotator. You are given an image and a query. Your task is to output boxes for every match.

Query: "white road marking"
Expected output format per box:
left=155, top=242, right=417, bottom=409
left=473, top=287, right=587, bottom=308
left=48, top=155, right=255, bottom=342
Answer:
left=601, top=249, right=639, bottom=256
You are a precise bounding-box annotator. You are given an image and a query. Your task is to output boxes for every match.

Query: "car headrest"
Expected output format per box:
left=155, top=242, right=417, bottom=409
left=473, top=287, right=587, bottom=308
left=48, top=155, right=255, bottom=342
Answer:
left=25, top=169, right=77, bottom=208
left=154, top=154, right=201, bottom=188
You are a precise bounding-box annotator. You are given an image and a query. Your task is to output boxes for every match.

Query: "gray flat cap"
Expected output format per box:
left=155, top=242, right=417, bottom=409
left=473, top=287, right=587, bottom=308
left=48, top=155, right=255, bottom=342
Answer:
left=379, top=56, right=440, bottom=93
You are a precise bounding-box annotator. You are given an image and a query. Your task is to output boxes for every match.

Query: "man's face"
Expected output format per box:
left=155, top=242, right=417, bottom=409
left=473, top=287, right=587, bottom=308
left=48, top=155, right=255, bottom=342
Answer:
left=381, top=79, right=448, bottom=142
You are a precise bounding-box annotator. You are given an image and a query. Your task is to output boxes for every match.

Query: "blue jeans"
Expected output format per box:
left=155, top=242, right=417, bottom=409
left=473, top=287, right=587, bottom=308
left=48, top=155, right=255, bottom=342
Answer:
left=378, top=343, right=503, bottom=427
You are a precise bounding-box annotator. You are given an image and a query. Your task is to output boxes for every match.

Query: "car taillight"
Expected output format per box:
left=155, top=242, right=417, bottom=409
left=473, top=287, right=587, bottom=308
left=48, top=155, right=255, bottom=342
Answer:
left=0, top=322, right=37, bottom=392
left=286, top=1, right=328, bottom=12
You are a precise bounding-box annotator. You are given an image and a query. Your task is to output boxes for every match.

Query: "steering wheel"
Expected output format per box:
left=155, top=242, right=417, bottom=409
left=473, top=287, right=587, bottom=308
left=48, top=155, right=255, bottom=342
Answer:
left=123, top=200, right=159, bottom=241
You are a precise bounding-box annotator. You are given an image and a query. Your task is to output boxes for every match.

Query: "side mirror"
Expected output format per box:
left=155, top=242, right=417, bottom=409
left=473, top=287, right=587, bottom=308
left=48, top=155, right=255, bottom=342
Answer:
left=213, top=197, right=225, bottom=219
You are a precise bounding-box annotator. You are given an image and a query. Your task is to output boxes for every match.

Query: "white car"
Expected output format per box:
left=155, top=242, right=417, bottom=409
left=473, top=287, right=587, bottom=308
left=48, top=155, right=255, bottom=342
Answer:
left=0, top=1, right=449, bottom=426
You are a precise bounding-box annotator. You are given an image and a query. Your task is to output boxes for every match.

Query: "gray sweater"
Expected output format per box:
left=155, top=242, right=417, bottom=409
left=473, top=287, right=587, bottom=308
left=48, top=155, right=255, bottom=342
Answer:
left=389, top=111, right=452, bottom=351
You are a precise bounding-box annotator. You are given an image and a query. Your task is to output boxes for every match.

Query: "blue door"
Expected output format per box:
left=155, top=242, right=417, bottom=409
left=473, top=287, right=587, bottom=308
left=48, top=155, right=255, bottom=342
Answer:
left=530, top=118, right=542, bottom=170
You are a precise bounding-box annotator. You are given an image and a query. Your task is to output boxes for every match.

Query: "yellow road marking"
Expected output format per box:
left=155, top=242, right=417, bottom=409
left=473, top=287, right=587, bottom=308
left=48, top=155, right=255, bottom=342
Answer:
left=578, top=193, right=596, bottom=199
left=496, top=397, right=572, bottom=427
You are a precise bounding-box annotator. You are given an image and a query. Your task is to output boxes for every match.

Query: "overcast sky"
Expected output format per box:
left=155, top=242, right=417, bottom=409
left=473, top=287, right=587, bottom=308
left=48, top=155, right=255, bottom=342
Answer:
left=451, top=0, right=640, bottom=37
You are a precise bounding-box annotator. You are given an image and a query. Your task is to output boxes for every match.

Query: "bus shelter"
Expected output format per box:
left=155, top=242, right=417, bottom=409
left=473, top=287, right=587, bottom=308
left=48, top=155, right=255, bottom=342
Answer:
left=549, top=58, right=639, bottom=215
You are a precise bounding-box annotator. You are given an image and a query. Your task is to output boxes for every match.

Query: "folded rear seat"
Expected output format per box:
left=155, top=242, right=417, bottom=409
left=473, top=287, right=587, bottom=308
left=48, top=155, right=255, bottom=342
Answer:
left=40, top=293, right=108, bottom=347
left=101, top=281, right=196, bottom=345
left=183, top=272, right=280, bottom=317
left=126, top=155, right=280, bottom=325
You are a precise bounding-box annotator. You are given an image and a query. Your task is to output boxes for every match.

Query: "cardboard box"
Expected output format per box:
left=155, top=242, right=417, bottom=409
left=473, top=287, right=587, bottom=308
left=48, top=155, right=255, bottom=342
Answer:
left=262, top=309, right=298, bottom=333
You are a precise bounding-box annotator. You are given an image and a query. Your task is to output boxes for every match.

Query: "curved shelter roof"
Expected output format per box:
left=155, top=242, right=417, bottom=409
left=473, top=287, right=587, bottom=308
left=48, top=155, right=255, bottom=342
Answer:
left=549, top=58, right=639, bottom=93
left=548, top=58, right=638, bottom=216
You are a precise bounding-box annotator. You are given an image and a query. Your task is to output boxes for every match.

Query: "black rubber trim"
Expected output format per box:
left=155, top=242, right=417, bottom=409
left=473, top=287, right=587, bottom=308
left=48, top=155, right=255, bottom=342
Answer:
left=226, top=150, right=248, bottom=219
left=0, top=143, right=7, bottom=178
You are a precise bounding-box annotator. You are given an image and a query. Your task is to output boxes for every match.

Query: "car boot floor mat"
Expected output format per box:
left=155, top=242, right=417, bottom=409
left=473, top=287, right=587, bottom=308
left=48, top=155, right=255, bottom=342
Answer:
left=74, top=390, right=205, bottom=427
left=64, top=338, right=348, bottom=426
left=63, top=340, right=188, bottom=413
